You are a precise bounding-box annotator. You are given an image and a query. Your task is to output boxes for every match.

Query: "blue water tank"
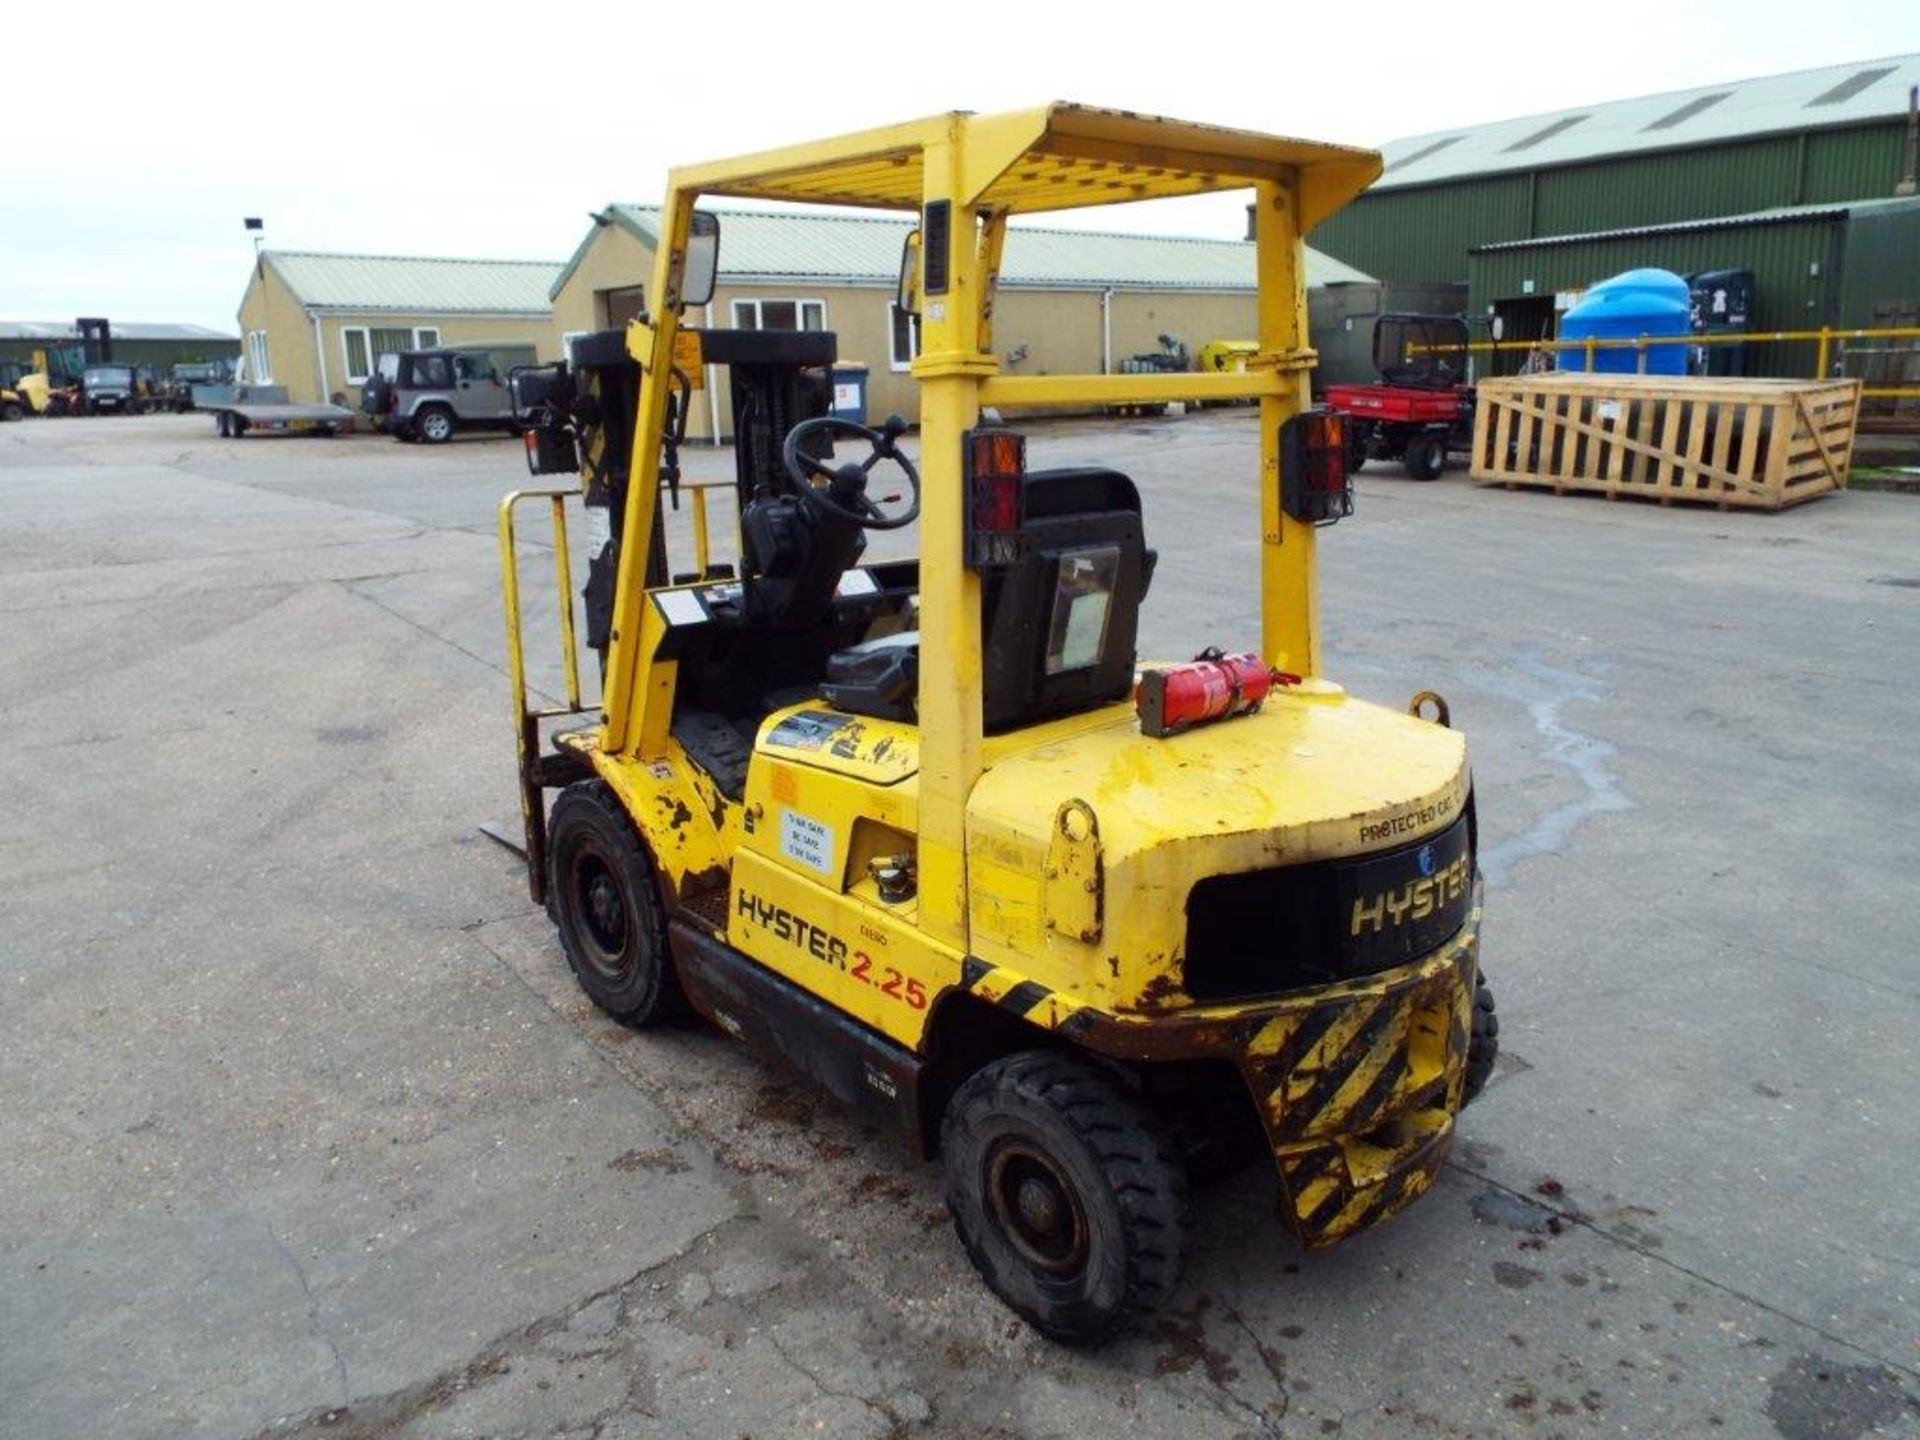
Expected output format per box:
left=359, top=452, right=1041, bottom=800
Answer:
left=1557, top=268, right=1692, bottom=375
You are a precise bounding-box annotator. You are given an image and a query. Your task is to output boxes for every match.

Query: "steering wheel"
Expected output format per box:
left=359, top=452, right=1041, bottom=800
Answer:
left=781, top=414, right=920, bottom=531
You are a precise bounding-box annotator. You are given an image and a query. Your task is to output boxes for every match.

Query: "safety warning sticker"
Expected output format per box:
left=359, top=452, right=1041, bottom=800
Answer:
left=780, top=809, right=836, bottom=876
left=764, top=710, right=852, bottom=752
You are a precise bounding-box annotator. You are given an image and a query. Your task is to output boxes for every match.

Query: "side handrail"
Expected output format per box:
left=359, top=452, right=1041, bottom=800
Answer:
left=498, top=487, right=595, bottom=902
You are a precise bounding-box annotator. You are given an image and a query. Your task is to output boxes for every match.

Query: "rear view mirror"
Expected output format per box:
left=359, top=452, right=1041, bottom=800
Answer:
left=896, top=229, right=921, bottom=316
left=682, top=211, right=720, bottom=309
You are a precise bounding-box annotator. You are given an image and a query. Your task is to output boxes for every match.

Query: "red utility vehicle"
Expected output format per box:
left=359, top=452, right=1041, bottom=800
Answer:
left=1323, top=313, right=1473, bottom=480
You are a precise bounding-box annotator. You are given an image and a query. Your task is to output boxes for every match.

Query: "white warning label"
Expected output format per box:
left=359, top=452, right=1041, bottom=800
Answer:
left=779, top=809, right=835, bottom=876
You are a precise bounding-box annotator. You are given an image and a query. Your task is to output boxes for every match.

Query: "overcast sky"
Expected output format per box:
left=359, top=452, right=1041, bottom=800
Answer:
left=4, top=0, right=1913, bottom=332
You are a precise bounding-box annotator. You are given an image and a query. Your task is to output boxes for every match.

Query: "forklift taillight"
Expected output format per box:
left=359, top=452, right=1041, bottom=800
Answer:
left=1280, top=407, right=1352, bottom=524
left=964, top=427, right=1026, bottom=569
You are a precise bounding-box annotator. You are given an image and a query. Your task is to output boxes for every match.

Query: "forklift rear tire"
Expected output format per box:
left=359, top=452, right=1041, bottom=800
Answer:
left=547, top=780, right=682, bottom=1025
left=942, top=1051, right=1187, bottom=1345
left=1462, top=977, right=1498, bottom=1105
left=1405, top=436, right=1445, bottom=480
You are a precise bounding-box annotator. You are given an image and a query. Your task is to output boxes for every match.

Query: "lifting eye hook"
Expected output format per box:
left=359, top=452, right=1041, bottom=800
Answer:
left=1408, top=690, right=1451, bottom=727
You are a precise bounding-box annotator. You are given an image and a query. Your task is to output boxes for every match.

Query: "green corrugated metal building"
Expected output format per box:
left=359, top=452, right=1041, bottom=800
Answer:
left=1313, top=54, right=1918, bottom=285
left=1307, top=54, right=1920, bottom=382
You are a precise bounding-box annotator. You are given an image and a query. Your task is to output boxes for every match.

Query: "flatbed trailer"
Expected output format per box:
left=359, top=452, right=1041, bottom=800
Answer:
left=205, top=401, right=355, bottom=438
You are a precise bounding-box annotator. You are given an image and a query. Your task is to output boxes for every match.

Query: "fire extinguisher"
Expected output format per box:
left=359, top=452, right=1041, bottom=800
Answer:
left=1135, top=647, right=1300, bottom=738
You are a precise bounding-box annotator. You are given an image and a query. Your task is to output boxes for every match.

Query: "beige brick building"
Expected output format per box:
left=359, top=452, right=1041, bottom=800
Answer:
left=550, top=204, right=1373, bottom=440
left=236, top=252, right=563, bottom=407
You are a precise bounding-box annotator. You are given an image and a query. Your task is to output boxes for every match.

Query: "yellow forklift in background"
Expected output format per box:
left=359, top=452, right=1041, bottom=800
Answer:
left=499, top=105, right=1498, bottom=1343
left=1, top=355, right=57, bottom=418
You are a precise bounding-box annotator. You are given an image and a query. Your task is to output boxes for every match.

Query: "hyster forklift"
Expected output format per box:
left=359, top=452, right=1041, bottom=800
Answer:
left=498, top=105, right=1496, bottom=1343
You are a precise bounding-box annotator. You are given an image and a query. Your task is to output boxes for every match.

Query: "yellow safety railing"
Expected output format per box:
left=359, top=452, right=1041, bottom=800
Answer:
left=493, top=474, right=740, bottom=901
left=1411, top=325, right=1920, bottom=399
left=499, top=488, right=588, bottom=725
left=498, top=486, right=595, bottom=901
left=676, top=476, right=740, bottom=578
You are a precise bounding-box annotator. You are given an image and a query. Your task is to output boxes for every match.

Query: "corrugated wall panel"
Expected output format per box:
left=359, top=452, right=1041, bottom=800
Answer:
left=1467, top=216, right=1845, bottom=377
left=1838, top=203, right=1920, bottom=325
left=1533, top=137, right=1800, bottom=234
left=1802, top=124, right=1909, bottom=203
left=1312, top=121, right=1907, bottom=291
left=1309, top=175, right=1530, bottom=284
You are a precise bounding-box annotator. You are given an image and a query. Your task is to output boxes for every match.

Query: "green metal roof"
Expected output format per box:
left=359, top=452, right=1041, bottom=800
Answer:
left=1468, top=195, right=1920, bottom=255
left=264, top=251, right=562, bottom=314
left=1469, top=202, right=1857, bottom=253
left=1375, top=52, right=1920, bottom=190
left=551, top=203, right=1373, bottom=300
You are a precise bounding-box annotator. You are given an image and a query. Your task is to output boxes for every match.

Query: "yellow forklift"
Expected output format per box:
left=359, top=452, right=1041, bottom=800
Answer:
left=499, top=105, right=1497, bottom=1343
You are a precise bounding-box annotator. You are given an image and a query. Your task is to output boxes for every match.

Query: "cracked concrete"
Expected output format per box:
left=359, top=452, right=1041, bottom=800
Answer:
left=265, top=1219, right=352, bottom=1409
left=5, top=413, right=1919, bottom=1440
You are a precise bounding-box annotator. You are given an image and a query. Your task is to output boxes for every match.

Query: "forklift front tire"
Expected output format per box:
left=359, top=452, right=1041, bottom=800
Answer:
left=942, top=1051, right=1187, bottom=1345
left=547, top=781, right=682, bottom=1025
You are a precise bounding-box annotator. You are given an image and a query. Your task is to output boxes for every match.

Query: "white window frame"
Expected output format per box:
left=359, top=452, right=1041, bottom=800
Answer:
left=886, top=301, right=920, bottom=372
left=731, top=297, right=826, bottom=332
left=341, top=325, right=443, bottom=385
left=246, top=330, right=271, bottom=383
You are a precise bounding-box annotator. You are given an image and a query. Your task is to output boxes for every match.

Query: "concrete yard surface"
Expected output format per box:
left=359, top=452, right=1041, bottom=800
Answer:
left=1, top=411, right=1916, bottom=1440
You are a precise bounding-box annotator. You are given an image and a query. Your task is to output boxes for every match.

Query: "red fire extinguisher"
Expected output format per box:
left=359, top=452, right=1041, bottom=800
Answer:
left=1135, top=648, right=1300, bottom=738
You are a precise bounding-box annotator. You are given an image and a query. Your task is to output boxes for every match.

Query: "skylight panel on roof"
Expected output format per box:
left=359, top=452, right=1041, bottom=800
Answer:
left=1503, top=114, right=1590, bottom=152
left=1643, top=92, right=1732, bottom=130
left=1807, top=67, right=1895, bottom=106
left=1384, top=135, right=1463, bottom=172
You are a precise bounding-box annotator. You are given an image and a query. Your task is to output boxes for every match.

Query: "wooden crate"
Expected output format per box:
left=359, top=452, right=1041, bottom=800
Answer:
left=1470, top=374, right=1862, bottom=511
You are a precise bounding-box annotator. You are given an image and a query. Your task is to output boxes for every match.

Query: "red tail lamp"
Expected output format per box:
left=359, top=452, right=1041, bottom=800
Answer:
left=1280, top=407, right=1352, bottom=524
left=965, top=427, right=1026, bottom=569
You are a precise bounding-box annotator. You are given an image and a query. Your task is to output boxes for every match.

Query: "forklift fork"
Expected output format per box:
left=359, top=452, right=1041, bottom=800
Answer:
left=497, top=487, right=598, bottom=903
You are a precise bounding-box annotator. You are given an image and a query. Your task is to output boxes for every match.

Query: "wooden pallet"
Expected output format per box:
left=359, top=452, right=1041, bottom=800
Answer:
left=1470, top=375, right=1861, bottom=511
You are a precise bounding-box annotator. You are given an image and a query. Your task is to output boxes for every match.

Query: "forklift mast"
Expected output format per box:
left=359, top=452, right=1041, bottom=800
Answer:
left=76, top=318, right=113, bottom=365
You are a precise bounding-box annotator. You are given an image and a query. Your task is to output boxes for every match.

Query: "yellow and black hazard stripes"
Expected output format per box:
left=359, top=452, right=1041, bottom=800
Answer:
left=1266, top=978, right=1465, bottom=1144
left=958, top=955, right=1086, bottom=1031
left=1239, top=917, right=1478, bottom=1246
left=1445, top=957, right=1476, bottom=1106
left=1282, top=1129, right=1448, bottom=1248
left=1270, top=992, right=1403, bottom=1140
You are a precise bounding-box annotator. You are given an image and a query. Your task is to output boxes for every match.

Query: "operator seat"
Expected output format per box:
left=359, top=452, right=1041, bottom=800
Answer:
left=821, top=467, right=1154, bottom=731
